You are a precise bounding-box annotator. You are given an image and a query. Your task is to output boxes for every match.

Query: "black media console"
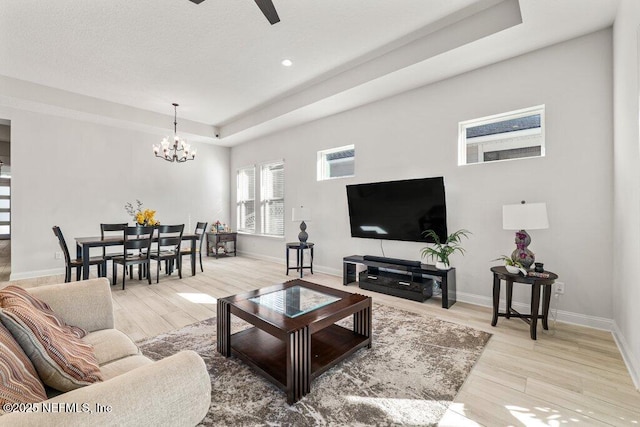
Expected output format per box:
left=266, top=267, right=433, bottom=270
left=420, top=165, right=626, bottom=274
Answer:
left=342, top=255, right=456, bottom=308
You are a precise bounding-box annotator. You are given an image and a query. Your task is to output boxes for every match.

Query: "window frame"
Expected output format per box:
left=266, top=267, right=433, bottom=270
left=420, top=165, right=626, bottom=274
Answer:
left=458, top=105, right=545, bottom=166
left=236, top=165, right=256, bottom=234
left=236, top=160, right=285, bottom=238
left=259, top=160, right=285, bottom=237
left=317, top=144, right=355, bottom=181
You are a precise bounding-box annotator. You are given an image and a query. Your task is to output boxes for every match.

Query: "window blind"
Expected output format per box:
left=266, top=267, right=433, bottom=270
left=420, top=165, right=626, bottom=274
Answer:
left=236, top=166, right=255, bottom=232
left=260, top=161, right=284, bottom=236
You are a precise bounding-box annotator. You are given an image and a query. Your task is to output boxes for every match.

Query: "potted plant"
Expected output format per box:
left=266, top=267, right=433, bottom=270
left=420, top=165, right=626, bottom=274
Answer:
left=493, top=255, right=524, bottom=274
left=420, top=229, right=471, bottom=270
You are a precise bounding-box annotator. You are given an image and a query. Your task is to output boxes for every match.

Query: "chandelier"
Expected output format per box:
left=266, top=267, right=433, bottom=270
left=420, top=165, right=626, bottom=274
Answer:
left=153, top=103, right=196, bottom=163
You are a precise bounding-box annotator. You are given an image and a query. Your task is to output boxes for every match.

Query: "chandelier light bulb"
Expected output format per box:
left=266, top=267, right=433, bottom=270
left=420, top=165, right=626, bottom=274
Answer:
left=153, top=103, right=196, bottom=163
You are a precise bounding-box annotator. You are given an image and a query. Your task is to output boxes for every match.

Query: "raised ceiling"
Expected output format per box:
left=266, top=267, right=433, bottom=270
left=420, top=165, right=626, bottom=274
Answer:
left=0, top=0, right=619, bottom=146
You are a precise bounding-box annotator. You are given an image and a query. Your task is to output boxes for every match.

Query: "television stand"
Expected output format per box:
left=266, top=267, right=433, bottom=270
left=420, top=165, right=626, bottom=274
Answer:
left=342, top=255, right=456, bottom=308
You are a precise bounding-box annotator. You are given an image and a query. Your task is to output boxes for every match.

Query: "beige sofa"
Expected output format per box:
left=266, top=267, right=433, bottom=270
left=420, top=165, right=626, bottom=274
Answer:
left=0, top=278, right=211, bottom=426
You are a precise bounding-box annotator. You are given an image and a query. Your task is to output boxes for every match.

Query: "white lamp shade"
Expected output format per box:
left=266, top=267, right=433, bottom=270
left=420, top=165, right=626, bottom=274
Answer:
left=292, top=207, right=311, bottom=222
left=503, top=202, right=549, bottom=230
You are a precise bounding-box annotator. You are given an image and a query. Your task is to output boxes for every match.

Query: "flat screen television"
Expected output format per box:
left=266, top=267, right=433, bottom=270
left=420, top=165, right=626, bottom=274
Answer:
left=346, top=177, right=447, bottom=243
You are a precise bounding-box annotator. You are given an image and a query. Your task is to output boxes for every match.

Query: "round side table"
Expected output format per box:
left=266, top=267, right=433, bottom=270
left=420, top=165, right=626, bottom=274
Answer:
left=490, top=266, right=558, bottom=340
left=285, top=242, right=314, bottom=278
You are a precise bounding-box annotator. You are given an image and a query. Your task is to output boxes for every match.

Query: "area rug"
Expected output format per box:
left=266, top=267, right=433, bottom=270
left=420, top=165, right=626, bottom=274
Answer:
left=138, top=303, right=491, bottom=426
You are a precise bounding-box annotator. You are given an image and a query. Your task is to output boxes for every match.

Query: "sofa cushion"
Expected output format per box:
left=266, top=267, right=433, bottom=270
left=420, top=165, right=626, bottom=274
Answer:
left=0, top=285, right=103, bottom=392
left=0, top=322, right=47, bottom=413
left=99, top=355, right=153, bottom=380
left=83, top=329, right=140, bottom=365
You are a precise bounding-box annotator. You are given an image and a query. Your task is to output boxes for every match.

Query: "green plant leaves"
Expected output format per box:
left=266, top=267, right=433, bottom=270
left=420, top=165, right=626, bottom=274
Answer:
left=420, top=229, right=471, bottom=265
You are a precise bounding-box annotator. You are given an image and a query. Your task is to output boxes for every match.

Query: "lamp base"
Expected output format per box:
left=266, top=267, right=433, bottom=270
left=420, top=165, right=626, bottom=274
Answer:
left=511, top=229, right=534, bottom=269
left=298, top=221, right=308, bottom=244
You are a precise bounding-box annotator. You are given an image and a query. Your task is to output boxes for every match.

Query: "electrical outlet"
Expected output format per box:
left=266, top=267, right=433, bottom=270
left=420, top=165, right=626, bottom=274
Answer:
left=554, top=281, right=565, bottom=295
left=54, top=252, right=62, bottom=260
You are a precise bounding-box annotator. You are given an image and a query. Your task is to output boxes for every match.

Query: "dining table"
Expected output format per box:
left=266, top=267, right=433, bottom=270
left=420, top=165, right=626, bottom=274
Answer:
left=75, top=233, right=199, bottom=280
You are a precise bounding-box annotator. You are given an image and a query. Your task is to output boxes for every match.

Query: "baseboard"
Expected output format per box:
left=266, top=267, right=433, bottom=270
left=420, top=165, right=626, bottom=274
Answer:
left=11, top=255, right=638, bottom=390
left=456, top=291, right=614, bottom=331
left=12, top=258, right=613, bottom=331
left=612, top=321, right=640, bottom=390
left=236, top=254, right=618, bottom=331
left=10, top=268, right=63, bottom=281
left=236, top=250, right=283, bottom=265
left=237, top=251, right=342, bottom=277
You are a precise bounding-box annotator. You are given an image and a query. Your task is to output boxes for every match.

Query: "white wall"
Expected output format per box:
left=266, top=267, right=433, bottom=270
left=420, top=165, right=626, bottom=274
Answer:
left=613, top=0, right=640, bottom=388
left=1, top=107, right=229, bottom=279
left=232, top=29, right=613, bottom=324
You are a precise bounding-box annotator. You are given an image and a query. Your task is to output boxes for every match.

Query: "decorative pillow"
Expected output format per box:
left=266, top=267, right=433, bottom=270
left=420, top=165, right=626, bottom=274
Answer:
left=0, top=321, right=47, bottom=414
left=0, top=286, right=86, bottom=337
left=0, top=286, right=103, bottom=392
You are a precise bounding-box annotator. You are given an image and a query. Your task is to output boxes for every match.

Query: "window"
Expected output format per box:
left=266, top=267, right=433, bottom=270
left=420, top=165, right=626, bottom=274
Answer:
left=236, top=160, right=285, bottom=237
left=458, top=105, right=545, bottom=165
left=317, top=145, right=355, bottom=180
left=236, top=166, right=255, bottom=233
left=260, top=161, right=285, bottom=236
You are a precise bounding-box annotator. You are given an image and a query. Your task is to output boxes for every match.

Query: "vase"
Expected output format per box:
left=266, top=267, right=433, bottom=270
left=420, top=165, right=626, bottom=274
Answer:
left=505, top=265, right=521, bottom=274
left=511, top=230, right=534, bottom=269
left=435, top=261, right=450, bottom=270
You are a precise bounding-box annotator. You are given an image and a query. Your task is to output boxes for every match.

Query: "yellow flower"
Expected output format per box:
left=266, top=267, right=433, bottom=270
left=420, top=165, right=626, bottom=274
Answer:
left=127, top=201, right=159, bottom=226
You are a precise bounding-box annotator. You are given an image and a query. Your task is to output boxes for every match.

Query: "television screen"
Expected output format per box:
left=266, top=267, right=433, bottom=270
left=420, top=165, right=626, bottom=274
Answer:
left=346, top=177, right=447, bottom=243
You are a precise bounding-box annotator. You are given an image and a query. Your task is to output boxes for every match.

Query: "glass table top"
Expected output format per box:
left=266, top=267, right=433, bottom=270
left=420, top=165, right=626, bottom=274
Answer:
left=249, top=285, right=340, bottom=318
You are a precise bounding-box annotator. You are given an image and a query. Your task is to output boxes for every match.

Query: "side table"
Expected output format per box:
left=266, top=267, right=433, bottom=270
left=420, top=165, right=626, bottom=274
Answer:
left=206, top=232, right=237, bottom=259
left=490, top=266, right=558, bottom=340
left=286, top=242, right=314, bottom=278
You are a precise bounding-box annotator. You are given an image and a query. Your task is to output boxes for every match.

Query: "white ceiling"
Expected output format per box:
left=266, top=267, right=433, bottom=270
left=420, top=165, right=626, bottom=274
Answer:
left=0, top=0, right=619, bottom=146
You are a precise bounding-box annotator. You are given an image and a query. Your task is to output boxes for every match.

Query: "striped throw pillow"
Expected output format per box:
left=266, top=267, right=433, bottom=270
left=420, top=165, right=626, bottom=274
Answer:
left=0, top=286, right=103, bottom=392
left=0, top=322, right=47, bottom=413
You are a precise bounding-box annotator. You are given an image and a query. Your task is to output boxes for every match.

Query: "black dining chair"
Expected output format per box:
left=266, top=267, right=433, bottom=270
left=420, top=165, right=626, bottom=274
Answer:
left=180, top=222, right=207, bottom=273
left=100, top=223, right=128, bottom=280
left=100, top=223, right=128, bottom=259
left=150, top=224, right=184, bottom=283
left=52, top=226, right=107, bottom=283
left=111, top=226, right=154, bottom=290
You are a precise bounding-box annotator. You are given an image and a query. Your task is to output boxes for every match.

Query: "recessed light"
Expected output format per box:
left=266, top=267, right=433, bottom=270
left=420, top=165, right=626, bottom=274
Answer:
left=281, top=59, right=293, bottom=67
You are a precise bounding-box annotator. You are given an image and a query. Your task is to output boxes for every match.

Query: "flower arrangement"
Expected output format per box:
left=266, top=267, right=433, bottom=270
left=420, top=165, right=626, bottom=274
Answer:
left=125, top=200, right=159, bottom=226
left=212, top=220, right=227, bottom=233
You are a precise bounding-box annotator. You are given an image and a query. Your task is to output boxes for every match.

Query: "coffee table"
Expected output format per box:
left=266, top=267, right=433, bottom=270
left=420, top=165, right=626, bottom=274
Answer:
left=217, top=279, right=372, bottom=403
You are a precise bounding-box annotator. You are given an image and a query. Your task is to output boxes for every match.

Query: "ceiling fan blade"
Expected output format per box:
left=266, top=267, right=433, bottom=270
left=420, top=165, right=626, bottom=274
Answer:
left=254, top=0, right=280, bottom=25
left=188, top=0, right=206, bottom=4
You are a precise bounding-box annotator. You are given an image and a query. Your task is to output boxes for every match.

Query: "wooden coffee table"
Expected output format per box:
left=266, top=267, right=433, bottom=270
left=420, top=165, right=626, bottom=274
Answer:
left=217, top=279, right=372, bottom=404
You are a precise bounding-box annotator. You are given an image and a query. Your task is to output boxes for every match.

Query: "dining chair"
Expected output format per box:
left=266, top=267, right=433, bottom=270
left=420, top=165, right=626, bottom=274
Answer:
left=111, top=226, right=154, bottom=290
left=52, top=226, right=107, bottom=283
left=150, top=224, right=184, bottom=283
left=180, top=222, right=208, bottom=273
left=100, top=223, right=128, bottom=258
left=100, top=223, right=128, bottom=279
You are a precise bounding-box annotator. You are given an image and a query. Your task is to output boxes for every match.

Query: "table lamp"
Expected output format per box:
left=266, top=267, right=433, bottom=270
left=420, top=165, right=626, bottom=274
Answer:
left=292, top=206, right=311, bottom=244
left=502, top=201, right=549, bottom=269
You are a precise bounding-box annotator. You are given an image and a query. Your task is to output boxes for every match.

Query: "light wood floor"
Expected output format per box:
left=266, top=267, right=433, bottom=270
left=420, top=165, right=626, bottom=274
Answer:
left=0, top=239, right=11, bottom=283
left=6, top=255, right=640, bottom=426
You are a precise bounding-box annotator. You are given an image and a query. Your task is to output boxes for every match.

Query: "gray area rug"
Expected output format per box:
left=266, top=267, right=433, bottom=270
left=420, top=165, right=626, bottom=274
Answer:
left=138, top=303, right=491, bottom=426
